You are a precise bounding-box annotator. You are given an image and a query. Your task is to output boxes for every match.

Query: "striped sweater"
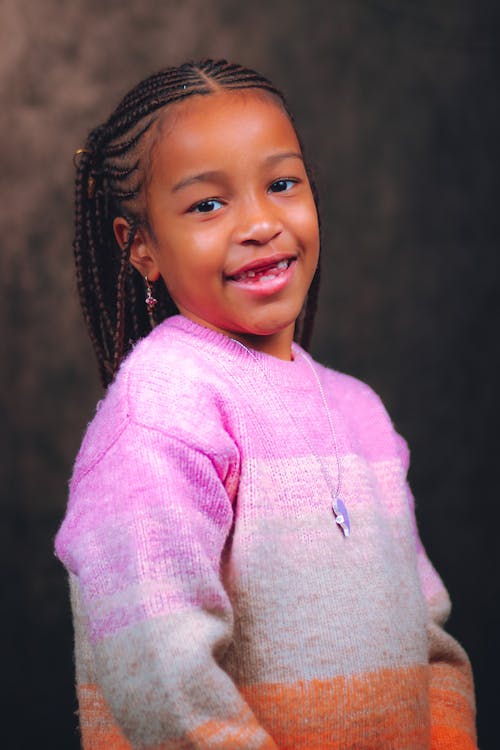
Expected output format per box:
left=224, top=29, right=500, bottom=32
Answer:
left=55, top=315, right=477, bottom=749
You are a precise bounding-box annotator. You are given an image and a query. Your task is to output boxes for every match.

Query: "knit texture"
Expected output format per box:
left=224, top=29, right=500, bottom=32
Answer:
left=55, top=315, right=477, bottom=750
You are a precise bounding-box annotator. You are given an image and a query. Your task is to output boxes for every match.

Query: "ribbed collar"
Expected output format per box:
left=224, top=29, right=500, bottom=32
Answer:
left=156, top=315, right=317, bottom=392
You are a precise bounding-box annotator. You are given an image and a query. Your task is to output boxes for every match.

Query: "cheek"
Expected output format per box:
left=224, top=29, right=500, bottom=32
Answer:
left=292, top=196, right=319, bottom=235
left=161, top=251, right=223, bottom=303
left=179, top=229, right=225, bottom=269
left=296, top=205, right=320, bottom=260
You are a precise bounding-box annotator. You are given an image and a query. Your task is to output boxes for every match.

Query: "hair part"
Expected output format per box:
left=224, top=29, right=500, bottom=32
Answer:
left=73, top=59, right=321, bottom=386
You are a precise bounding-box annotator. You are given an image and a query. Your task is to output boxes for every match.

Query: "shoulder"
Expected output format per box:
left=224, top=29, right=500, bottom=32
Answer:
left=119, top=316, right=220, bottom=417
left=111, top=315, right=238, bottom=424
left=309, top=355, right=409, bottom=466
left=306, top=353, right=384, bottom=412
left=72, top=317, right=239, bottom=480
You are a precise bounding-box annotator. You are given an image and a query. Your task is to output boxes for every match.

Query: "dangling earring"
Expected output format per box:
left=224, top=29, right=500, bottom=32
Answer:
left=145, top=275, right=157, bottom=325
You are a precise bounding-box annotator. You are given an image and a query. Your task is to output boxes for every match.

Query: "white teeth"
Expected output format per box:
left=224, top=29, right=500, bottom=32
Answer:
left=276, top=261, right=288, bottom=270
left=261, top=274, right=276, bottom=281
left=247, top=270, right=256, bottom=277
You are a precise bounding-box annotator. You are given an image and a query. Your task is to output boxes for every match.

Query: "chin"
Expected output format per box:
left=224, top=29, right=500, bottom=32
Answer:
left=238, top=318, right=291, bottom=337
left=252, top=312, right=300, bottom=337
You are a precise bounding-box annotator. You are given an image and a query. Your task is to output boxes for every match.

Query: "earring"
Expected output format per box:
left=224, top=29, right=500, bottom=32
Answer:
left=145, top=275, right=157, bottom=319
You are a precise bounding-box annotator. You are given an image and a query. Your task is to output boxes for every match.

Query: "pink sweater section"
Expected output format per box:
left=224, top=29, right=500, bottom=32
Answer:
left=55, top=315, right=477, bottom=749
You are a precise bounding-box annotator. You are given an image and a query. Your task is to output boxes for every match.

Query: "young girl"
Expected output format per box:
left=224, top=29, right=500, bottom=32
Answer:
left=55, top=60, right=477, bottom=749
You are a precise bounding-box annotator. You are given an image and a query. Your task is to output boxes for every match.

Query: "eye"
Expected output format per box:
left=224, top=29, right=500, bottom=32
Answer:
left=269, top=178, right=297, bottom=193
left=190, top=198, right=224, bottom=213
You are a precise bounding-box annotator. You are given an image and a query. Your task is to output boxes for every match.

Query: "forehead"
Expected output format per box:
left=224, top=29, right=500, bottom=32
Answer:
left=150, top=89, right=301, bottom=179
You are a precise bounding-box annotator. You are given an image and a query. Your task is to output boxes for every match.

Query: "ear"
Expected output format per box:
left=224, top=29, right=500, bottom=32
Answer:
left=113, top=216, right=161, bottom=281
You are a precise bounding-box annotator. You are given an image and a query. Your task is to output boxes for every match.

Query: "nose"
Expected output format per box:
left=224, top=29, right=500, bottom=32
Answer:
left=232, top=196, right=283, bottom=246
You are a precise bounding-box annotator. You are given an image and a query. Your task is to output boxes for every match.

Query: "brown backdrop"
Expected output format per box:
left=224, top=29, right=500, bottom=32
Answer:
left=2, top=1, right=498, bottom=747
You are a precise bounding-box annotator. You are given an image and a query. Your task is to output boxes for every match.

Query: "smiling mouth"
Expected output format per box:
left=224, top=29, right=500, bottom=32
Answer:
left=227, top=258, right=294, bottom=283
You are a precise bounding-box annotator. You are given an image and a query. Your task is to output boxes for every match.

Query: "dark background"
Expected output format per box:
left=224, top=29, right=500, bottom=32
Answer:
left=2, top=1, right=498, bottom=748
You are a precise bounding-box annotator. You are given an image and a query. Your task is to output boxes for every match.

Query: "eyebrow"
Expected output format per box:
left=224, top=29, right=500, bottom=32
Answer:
left=264, top=151, right=304, bottom=167
left=172, top=171, right=225, bottom=194
left=171, top=152, right=304, bottom=194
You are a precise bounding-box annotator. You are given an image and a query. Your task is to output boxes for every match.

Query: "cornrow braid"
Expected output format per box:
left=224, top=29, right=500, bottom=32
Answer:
left=73, top=59, right=321, bottom=386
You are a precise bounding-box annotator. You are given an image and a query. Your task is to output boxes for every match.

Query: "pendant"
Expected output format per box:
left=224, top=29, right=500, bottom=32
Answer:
left=333, top=498, right=350, bottom=537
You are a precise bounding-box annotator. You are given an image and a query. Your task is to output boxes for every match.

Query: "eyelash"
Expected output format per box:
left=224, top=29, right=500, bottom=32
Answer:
left=188, top=178, right=299, bottom=214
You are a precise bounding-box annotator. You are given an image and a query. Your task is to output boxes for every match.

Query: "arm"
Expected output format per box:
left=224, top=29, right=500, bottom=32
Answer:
left=397, top=437, right=478, bottom=750
left=417, top=543, right=477, bottom=750
left=56, top=420, right=278, bottom=750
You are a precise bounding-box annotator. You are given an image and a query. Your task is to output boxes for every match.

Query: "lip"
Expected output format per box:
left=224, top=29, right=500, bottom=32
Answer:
left=225, top=253, right=297, bottom=280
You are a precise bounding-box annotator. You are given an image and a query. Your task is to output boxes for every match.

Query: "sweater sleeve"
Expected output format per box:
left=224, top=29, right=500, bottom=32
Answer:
left=396, top=436, right=478, bottom=750
left=55, top=419, right=278, bottom=750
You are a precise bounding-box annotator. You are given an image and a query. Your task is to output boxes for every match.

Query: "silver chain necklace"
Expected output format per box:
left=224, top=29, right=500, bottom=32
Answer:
left=231, top=340, right=351, bottom=538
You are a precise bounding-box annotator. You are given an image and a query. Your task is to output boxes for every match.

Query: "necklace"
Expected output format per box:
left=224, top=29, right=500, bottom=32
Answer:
left=230, top=340, right=351, bottom=538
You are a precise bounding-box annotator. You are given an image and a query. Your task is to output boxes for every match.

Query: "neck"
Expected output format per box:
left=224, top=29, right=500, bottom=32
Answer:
left=178, top=310, right=295, bottom=360
left=230, top=325, right=295, bottom=361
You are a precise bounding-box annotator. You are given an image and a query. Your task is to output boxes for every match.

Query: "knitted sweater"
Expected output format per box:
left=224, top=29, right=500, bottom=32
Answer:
left=55, top=315, right=477, bottom=750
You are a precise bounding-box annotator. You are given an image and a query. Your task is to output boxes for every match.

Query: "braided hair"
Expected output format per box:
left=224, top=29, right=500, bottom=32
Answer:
left=73, top=59, right=321, bottom=386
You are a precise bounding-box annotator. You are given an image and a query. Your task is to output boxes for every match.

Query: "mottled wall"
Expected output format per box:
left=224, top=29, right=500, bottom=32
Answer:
left=2, top=1, right=498, bottom=747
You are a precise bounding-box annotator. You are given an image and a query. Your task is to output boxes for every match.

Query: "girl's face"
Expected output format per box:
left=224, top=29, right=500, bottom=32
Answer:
left=123, top=90, right=319, bottom=359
